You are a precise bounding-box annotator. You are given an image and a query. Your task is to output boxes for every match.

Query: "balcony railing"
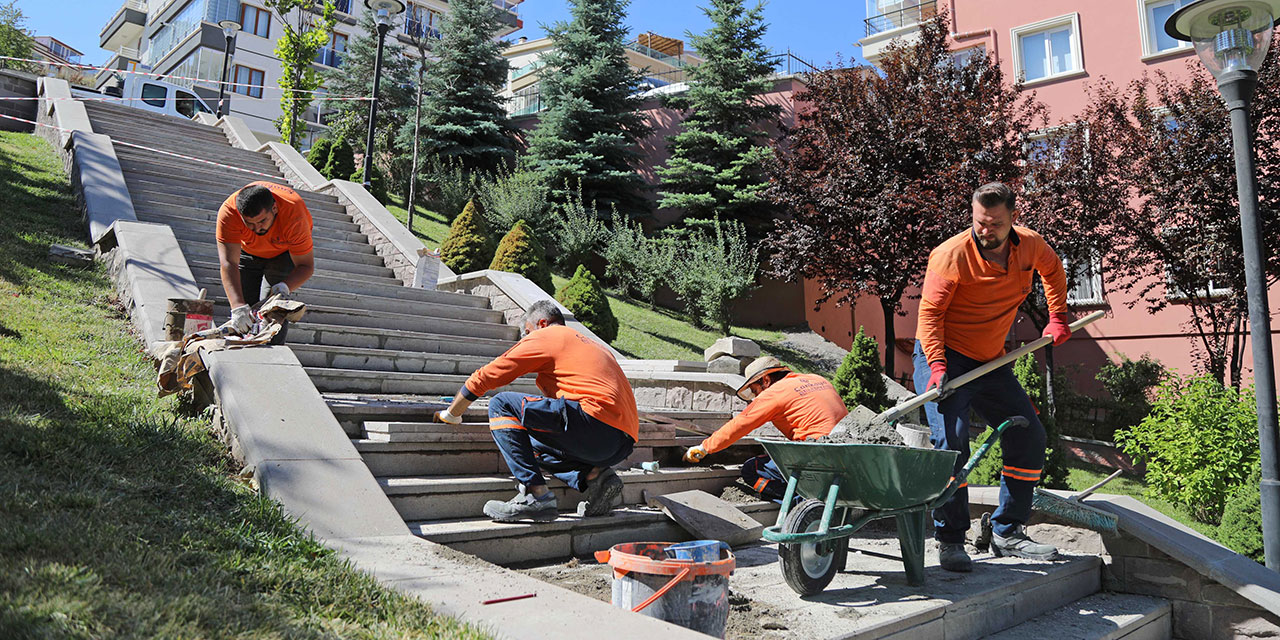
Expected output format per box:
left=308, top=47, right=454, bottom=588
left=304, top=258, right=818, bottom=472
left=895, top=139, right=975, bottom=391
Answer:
left=314, top=46, right=344, bottom=68
left=492, top=0, right=519, bottom=13
left=508, top=91, right=543, bottom=117
left=510, top=59, right=543, bottom=81
left=404, top=18, right=441, bottom=41
left=625, top=40, right=687, bottom=68
left=864, top=0, right=937, bottom=37
left=333, top=0, right=352, bottom=13
left=768, top=49, right=819, bottom=75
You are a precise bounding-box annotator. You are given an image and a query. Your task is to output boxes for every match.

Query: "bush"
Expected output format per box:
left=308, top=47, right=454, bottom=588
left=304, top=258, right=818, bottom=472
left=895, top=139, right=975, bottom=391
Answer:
left=478, top=164, right=552, bottom=238
left=550, top=181, right=609, bottom=271
left=306, top=138, right=335, bottom=176
left=324, top=138, right=356, bottom=184
left=349, top=164, right=388, bottom=203
left=556, top=264, right=618, bottom=343
left=966, top=352, right=1068, bottom=489
left=670, top=217, right=759, bottom=334
left=1115, top=374, right=1259, bottom=524
left=603, top=211, right=674, bottom=305
left=1096, top=354, right=1165, bottom=440
left=1219, top=462, right=1264, bottom=563
left=490, top=219, right=554, bottom=294
left=439, top=199, right=495, bottom=274
left=832, top=327, right=888, bottom=412
left=426, top=157, right=480, bottom=222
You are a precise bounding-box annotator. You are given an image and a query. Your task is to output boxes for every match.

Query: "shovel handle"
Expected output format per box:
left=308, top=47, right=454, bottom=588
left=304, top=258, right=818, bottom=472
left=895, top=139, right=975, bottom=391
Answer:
left=878, top=310, right=1105, bottom=424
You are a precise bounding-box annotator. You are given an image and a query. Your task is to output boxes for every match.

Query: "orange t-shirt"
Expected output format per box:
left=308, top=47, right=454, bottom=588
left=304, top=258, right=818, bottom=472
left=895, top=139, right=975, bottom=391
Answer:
left=917, top=226, right=1068, bottom=364
left=215, top=181, right=314, bottom=259
left=465, top=324, right=640, bottom=441
left=700, top=372, right=848, bottom=454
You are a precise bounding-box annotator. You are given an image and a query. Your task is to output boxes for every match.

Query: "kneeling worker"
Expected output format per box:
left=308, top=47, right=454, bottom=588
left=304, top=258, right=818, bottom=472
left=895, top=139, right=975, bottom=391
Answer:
left=435, top=300, right=638, bottom=523
left=684, top=357, right=848, bottom=500
left=216, top=181, right=316, bottom=334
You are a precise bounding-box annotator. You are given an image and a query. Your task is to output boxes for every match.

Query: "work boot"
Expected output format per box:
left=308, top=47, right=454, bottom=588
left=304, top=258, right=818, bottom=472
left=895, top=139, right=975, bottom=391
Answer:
left=483, top=487, right=558, bottom=523
left=992, top=525, right=1059, bottom=560
left=938, top=542, right=973, bottom=572
left=579, top=468, right=623, bottom=517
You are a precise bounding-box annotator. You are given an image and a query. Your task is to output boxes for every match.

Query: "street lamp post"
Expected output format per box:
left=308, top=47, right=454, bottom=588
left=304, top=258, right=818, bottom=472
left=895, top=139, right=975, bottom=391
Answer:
left=362, top=0, right=406, bottom=192
left=1168, top=0, right=1280, bottom=570
left=216, top=19, right=242, bottom=118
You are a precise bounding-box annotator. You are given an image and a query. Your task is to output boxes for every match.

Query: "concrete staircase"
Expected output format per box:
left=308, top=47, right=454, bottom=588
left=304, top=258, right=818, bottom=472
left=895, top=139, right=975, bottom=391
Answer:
left=80, top=99, right=764, bottom=565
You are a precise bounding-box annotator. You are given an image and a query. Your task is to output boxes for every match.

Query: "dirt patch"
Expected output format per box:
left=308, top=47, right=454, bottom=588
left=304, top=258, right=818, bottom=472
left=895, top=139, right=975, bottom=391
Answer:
left=719, top=482, right=762, bottom=504
left=429, top=541, right=500, bottom=570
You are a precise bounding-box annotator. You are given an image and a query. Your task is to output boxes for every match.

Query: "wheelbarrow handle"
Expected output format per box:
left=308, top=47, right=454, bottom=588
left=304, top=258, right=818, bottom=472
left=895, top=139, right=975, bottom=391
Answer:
left=877, top=311, right=1104, bottom=424
left=928, top=416, right=1028, bottom=510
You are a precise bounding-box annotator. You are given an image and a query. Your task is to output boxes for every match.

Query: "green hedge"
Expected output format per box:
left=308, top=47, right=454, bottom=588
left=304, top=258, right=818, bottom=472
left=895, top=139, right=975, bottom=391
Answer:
left=440, top=199, right=495, bottom=274
left=490, top=219, right=553, bottom=294
left=556, top=264, right=618, bottom=344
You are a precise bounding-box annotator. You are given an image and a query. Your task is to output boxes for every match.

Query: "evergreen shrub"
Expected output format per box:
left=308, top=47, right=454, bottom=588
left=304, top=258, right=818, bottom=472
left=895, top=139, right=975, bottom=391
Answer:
left=832, top=328, right=888, bottom=412
left=556, top=264, right=618, bottom=344
left=440, top=199, right=495, bottom=274
left=306, top=138, right=335, bottom=177
left=1219, top=463, right=1263, bottom=563
left=324, top=138, right=356, bottom=184
left=490, top=219, right=554, bottom=294
left=427, top=157, right=480, bottom=222
left=349, top=164, right=388, bottom=203
left=1096, top=354, right=1165, bottom=441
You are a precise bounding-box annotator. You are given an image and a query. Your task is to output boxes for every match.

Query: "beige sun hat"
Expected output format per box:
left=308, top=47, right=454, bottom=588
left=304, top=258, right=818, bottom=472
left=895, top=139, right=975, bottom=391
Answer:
left=736, top=356, right=791, bottom=401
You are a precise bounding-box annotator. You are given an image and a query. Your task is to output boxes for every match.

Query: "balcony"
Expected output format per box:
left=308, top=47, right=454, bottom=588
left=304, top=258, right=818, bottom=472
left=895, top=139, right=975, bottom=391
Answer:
left=93, top=46, right=142, bottom=90
left=333, top=0, right=352, bottom=13
left=100, top=0, right=147, bottom=51
left=859, top=0, right=936, bottom=65
left=625, top=40, right=688, bottom=68
left=403, top=18, right=441, bottom=41
left=314, top=46, right=344, bottom=68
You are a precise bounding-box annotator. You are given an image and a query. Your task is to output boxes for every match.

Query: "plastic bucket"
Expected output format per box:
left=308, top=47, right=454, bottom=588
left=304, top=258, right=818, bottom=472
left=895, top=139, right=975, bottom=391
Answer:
left=666, top=540, right=726, bottom=563
left=595, top=542, right=735, bottom=638
left=896, top=423, right=932, bottom=449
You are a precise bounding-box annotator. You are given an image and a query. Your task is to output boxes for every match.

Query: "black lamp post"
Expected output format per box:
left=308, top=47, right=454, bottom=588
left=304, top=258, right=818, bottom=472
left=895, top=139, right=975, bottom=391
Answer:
left=1167, top=0, right=1280, bottom=570
left=362, top=0, right=405, bottom=192
left=216, top=19, right=241, bottom=118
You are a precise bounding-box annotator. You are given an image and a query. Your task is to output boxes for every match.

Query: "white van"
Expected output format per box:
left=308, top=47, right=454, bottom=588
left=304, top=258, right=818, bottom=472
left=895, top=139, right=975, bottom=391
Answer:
left=74, top=76, right=214, bottom=121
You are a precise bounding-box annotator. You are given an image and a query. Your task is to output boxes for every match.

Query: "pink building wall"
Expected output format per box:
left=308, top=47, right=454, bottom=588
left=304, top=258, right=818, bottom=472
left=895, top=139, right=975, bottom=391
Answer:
left=807, top=0, right=1280, bottom=391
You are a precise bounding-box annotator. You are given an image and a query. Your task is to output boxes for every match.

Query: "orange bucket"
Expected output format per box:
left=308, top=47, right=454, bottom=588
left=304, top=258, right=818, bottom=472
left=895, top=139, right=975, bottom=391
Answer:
left=594, top=542, right=735, bottom=637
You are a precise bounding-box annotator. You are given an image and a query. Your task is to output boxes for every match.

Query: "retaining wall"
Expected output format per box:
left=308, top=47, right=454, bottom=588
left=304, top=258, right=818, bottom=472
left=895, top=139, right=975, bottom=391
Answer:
left=0, top=69, right=36, bottom=131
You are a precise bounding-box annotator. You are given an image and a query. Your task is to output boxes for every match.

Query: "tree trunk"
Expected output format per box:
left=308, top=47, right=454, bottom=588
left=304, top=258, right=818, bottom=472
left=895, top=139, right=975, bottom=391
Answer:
left=881, top=298, right=896, bottom=376
left=406, top=65, right=424, bottom=235
left=1045, top=344, right=1057, bottom=418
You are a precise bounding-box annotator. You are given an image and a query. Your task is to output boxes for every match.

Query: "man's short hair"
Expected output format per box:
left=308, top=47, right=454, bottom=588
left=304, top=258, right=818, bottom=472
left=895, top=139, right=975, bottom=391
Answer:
left=972, top=182, right=1016, bottom=211
left=522, top=300, right=565, bottom=327
left=236, top=184, right=276, bottom=219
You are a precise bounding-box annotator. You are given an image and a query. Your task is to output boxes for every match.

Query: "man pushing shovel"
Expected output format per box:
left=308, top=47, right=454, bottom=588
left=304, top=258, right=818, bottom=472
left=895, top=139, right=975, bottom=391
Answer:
left=914, top=182, right=1073, bottom=571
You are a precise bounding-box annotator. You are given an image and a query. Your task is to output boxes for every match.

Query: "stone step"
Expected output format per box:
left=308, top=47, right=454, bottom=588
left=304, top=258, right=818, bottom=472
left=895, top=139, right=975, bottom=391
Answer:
left=192, top=261, right=397, bottom=290
left=120, top=161, right=288, bottom=193
left=125, top=178, right=343, bottom=209
left=154, top=214, right=370, bottom=245
left=986, top=593, right=1171, bottom=640
left=209, top=288, right=496, bottom=324
left=408, top=502, right=779, bottom=565
left=168, top=225, right=377, bottom=257
left=135, top=203, right=362, bottom=234
left=116, top=154, right=285, bottom=187
left=364, top=418, right=676, bottom=443
left=305, top=367, right=540, bottom=396
left=352, top=434, right=761, bottom=477
left=289, top=343, right=495, bottom=376
left=211, top=299, right=507, bottom=334
left=195, top=266, right=491, bottom=308
left=177, top=241, right=390, bottom=277
left=88, top=113, right=233, bottom=146
left=294, top=323, right=512, bottom=356
left=108, top=136, right=277, bottom=168
left=381, top=466, right=743, bottom=521
left=112, top=147, right=282, bottom=178
left=83, top=100, right=230, bottom=136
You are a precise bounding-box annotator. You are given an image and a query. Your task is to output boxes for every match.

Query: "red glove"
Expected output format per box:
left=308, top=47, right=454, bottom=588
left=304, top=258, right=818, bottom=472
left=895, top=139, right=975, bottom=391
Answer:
left=1043, top=312, right=1071, bottom=346
left=926, top=361, right=948, bottom=392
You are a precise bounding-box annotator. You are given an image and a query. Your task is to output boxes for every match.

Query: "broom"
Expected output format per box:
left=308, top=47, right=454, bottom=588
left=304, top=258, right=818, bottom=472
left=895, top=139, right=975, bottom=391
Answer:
left=1031, top=468, right=1123, bottom=534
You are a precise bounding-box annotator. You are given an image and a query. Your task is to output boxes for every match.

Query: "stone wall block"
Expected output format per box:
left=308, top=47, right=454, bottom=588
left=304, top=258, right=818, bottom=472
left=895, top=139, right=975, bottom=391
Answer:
left=1124, top=557, right=1204, bottom=600
left=704, top=336, right=760, bottom=362
left=706, top=355, right=742, bottom=374
left=1209, top=605, right=1280, bottom=640
left=1173, top=600, right=1213, bottom=640
left=666, top=386, right=693, bottom=410
left=633, top=386, right=667, bottom=409
left=1101, top=532, right=1153, bottom=559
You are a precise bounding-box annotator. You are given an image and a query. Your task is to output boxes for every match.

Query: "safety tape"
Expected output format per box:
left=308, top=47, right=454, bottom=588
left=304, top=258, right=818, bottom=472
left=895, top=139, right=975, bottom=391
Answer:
left=0, top=54, right=371, bottom=99
left=0, top=112, right=281, bottom=179
left=0, top=94, right=371, bottom=102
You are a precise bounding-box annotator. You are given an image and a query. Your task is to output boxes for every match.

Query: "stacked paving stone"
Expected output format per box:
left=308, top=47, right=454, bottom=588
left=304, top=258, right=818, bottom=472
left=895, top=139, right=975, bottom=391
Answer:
left=703, top=336, right=761, bottom=375
left=82, top=99, right=770, bottom=564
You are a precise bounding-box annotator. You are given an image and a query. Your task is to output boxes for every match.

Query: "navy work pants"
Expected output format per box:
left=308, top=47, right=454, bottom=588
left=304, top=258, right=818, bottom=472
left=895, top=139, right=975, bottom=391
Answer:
left=911, top=341, right=1046, bottom=543
left=741, top=454, right=786, bottom=500
left=488, top=391, right=635, bottom=492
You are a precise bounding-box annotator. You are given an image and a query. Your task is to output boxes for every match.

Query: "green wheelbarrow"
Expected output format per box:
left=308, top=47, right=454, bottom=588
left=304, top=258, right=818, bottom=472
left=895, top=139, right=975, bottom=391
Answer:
left=759, top=416, right=1027, bottom=595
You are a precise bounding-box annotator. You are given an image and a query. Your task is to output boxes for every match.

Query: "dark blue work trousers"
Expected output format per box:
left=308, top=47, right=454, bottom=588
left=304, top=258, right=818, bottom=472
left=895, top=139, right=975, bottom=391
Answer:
left=911, top=341, right=1046, bottom=543
left=487, top=391, right=635, bottom=492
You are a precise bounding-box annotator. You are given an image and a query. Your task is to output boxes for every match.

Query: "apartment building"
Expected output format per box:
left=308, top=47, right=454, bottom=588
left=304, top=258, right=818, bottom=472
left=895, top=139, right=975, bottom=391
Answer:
left=812, top=0, right=1280, bottom=387
left=500, top=31, right=702, bottom=117
left=96, top=0, right=524, bottom=148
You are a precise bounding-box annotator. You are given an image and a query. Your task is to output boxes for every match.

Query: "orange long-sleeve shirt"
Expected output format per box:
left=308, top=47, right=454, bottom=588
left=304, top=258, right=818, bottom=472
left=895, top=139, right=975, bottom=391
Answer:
left=917, top=226, right=1068, bottom=364
left=465, top=324, right=639, bottom=441
left=700, top=373, right=847, bottom=454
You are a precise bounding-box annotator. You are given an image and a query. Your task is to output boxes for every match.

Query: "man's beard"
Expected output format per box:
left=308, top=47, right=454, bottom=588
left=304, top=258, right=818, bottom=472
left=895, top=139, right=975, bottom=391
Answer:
left=977, top=235, right=1003, bottom=250
left=255, top=229, right=269, bottom=236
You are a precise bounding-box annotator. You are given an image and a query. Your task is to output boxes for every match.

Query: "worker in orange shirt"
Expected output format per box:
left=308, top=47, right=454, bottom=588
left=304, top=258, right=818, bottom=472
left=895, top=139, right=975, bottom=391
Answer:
left=215, top=181, right=316, bottom=335
left=683, top=357, right=848, bottom=501
left=435, top=300, right=638, bottom=523
left=913, top=182, right=1072, bottom=572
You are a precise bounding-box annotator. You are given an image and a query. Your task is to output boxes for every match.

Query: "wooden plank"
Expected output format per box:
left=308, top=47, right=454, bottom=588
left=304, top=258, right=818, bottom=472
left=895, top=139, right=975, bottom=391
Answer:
left=647, top=489, right=764, bottom=547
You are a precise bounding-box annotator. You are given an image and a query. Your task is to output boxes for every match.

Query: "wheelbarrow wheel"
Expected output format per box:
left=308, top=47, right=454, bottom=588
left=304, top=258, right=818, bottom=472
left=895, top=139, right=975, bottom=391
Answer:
left=779, top=499, right=847, bottom=596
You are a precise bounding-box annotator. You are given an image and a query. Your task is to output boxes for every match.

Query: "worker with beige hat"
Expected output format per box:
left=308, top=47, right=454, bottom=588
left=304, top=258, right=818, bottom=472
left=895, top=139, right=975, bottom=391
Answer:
left=684, top=356, right=848, bottom=500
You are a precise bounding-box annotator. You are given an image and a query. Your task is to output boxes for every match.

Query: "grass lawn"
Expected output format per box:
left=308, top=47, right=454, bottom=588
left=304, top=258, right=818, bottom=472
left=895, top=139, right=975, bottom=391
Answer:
left=0, top=131, right=488, bottom=639
left=384, top=192, right=451, bottom=248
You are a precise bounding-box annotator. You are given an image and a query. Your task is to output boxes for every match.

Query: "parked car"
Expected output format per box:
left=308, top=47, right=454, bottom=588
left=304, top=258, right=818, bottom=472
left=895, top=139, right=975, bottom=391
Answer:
left=73, top=76, right=213, bottom=121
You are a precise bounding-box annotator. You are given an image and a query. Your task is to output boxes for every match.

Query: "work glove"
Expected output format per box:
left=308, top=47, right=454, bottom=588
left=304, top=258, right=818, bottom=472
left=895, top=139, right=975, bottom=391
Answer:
left=1043, top=312, right=1071, bottom=346
left=268, top=282, right=292, bottom=300
left=220, top=304, right=254, bottom=335
left=683, top=445, right=708, bottom=464
left=434, top=409, right=462, bottom=425
left=926, top=361, right=948, bottom=392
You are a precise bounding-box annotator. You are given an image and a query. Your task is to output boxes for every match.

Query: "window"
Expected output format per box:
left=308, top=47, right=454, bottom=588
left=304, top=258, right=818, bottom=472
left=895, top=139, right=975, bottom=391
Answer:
left=1063, top=255, right=1106, bottom=307
left=241, top=4, right=270, bottom=38
left=315, top=32, right=347, bottom=67
left=1140, top=0, right=1193, bottom=57
left=405, top=4, right=443, bottom=39
left=1162, top=226, right=1233, bottom=301
left=952, top=45, right=986, bottom=68
left=232, top=65, right=264, bottom=98
left=1012, top=13, right=1083, bottom=83
left=174, top=89, right=199, bottom=118
left=141, top=82, right=168, bottom=107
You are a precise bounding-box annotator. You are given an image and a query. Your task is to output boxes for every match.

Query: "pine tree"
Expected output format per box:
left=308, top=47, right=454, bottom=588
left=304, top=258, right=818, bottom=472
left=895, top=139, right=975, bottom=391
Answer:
left=656, top=0, right=781, bottom=232
left=556, top=264, right=619, bottom=343
left=490, top=220, right=554, bottom=293
left=440, top=199, right=496, bottom=274
left=526, top=0, right=652, bottom=216
left=832, top=327, right=889, bottom=411
left=400, top=0, right=515, bottom=174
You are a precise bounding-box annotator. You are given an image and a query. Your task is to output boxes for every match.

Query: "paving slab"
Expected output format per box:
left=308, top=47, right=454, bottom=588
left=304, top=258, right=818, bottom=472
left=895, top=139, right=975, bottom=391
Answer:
left=986, top=592, right=1171, bottom=640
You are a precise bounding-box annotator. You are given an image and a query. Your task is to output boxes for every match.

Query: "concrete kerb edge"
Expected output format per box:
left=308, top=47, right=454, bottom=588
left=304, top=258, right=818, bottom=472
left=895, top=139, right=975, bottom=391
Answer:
left=70, top=130, right=137, bottom=246
left=214, top=114, right=260, bottom=151
left=324, top=178, right=428, bottom=270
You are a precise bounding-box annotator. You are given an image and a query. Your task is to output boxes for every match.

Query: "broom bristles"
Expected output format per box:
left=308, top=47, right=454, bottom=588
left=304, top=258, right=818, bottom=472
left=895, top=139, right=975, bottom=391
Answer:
left=1032, top=488, right=1120, bottom=534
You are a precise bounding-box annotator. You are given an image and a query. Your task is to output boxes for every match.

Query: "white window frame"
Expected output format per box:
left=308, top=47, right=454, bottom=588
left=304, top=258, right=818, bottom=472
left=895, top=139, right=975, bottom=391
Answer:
left=952, top=45, right=986, bottom=68
left=1011, top=13, right=1084, bottom=85
left=1137, top=0, right=1194, bottom=59
left=1062, top=254, right=1106, bottom=308
left=1161, top=226, right=1233, bottom=301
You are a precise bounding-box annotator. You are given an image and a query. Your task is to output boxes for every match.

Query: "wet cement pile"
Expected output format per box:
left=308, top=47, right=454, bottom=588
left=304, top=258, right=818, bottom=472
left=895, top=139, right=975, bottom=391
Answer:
left=814, top=405, right=904, bottom=445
